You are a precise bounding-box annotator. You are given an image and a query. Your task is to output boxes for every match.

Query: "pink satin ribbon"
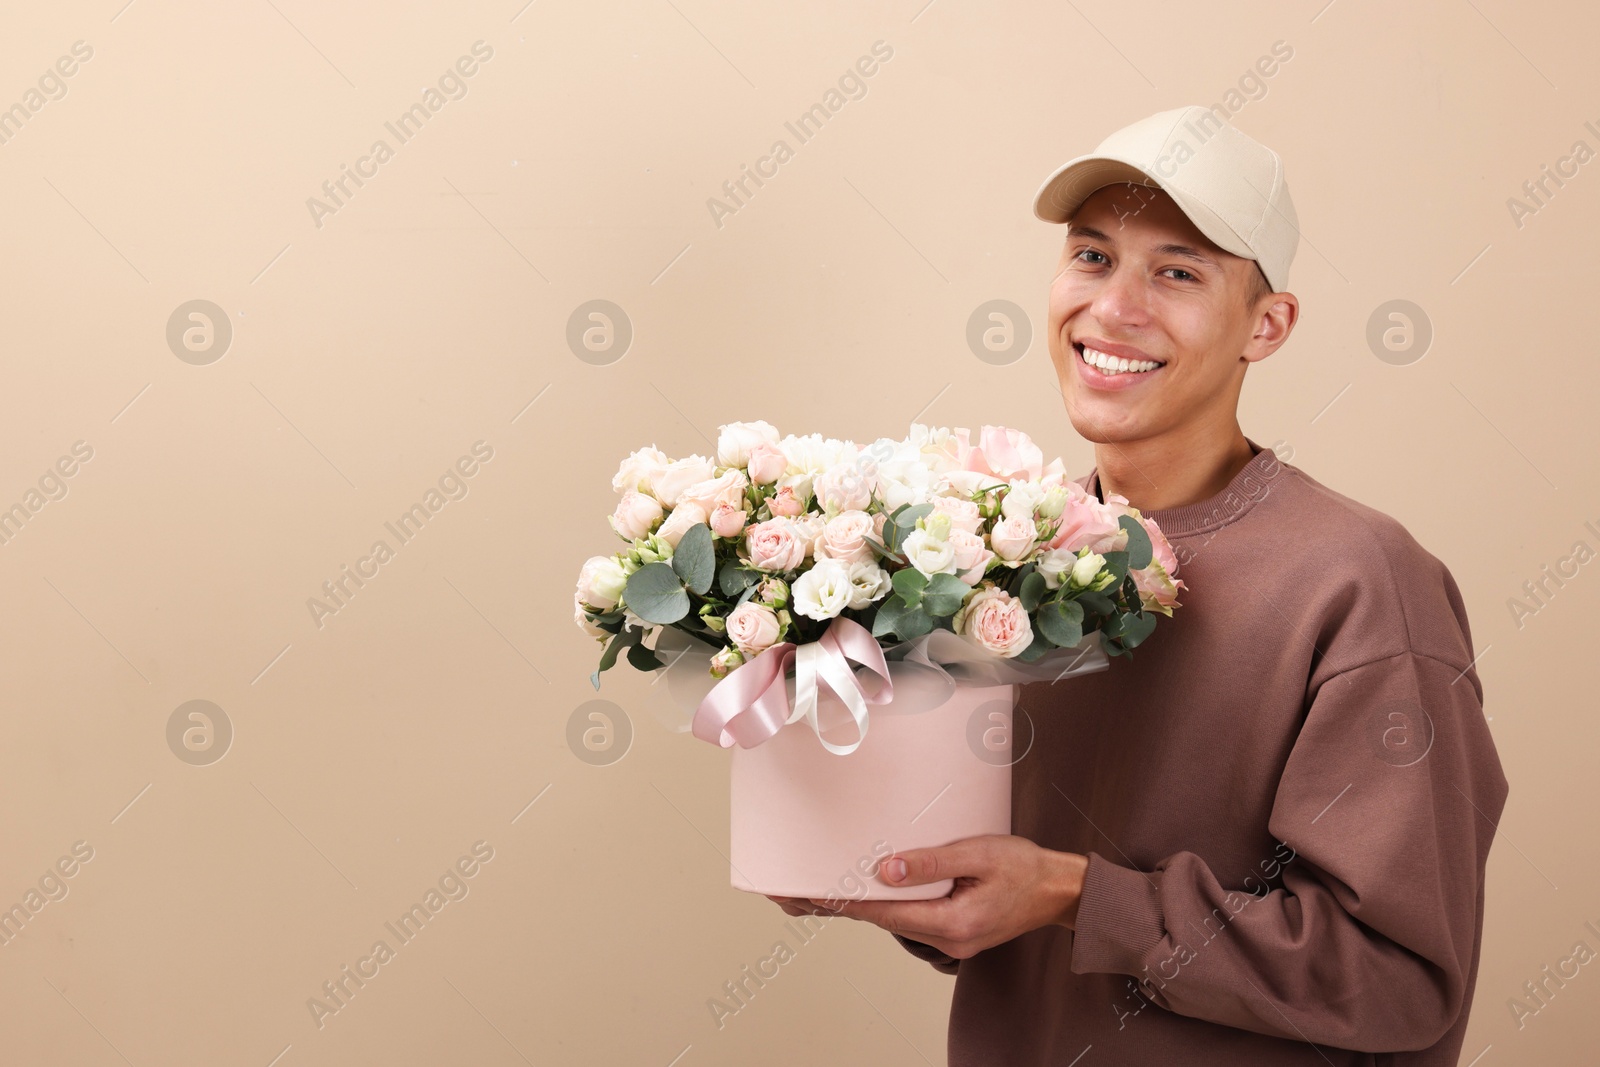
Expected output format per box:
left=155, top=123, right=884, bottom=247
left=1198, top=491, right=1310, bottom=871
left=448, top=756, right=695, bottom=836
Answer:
left=691, top=616, right=894, bottom=754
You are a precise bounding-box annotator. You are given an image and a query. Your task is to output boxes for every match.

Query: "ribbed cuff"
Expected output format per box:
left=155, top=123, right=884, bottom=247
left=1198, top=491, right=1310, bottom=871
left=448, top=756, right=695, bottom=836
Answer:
left=1068, top=851, right=1167, bottom=977
left=892, top=933, right=960, bottom=975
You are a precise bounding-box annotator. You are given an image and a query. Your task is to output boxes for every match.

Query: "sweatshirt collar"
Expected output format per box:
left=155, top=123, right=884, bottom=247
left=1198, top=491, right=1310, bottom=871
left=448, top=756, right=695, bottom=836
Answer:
left=1084, top=438, right=1284, bottom=538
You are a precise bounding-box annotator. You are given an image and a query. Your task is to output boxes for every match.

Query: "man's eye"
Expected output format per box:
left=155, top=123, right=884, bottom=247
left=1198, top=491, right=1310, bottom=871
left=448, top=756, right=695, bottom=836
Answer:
left=1164, top=268, right=1196, bottom=281
left=1075, top=249, right=1107, bottom=264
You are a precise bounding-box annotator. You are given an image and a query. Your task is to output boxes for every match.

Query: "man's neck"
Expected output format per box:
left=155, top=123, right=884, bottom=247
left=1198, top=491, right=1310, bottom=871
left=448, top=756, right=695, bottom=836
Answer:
left=1094, top=425, right=1257, bottom=513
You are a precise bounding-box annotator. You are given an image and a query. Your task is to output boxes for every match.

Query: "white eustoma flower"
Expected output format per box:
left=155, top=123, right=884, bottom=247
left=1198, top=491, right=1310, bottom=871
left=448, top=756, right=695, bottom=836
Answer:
left=902, top=528, right=957, bottom=577
left=792, top=557, right=855, bottom=620
left=845, top=559, right=892, bottom=609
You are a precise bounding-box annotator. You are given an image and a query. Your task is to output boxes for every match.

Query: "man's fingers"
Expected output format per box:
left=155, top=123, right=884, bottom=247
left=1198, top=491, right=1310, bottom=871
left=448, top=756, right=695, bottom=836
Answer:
left=880, top=836, right=997, bottom=887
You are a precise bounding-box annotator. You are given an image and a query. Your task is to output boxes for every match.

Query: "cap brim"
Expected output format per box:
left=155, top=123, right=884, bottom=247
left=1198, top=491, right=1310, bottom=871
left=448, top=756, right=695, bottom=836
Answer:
left=1032, top=154, right=1259, bottom=271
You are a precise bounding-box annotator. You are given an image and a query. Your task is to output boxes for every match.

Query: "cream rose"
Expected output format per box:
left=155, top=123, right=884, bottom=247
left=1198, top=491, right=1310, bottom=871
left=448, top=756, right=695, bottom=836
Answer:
left=650, top=455, right=717, bottom=507
left=745, top=518, right=808, bottom=573
left=948, top=528, right=995, bottom=584
left=726, top=601, right=782, bottom=656
left=709, top=503, right=748, bottom=538
left=989, top=514, right=1039, bottom=563
left=716, top=420, right=781, bottom=469
left=813, top=461, right=873, bottom=514
left=929, top=494, right=983, bottom=536
left=611, top=445, right=670, bottom=496
left=576, top=555, right=628, bottom=610
left=953, top=584, right=1034, bottom=658
left=656, top=501, right=708, bottom=547
left=746, top=441, right=789, bottom=485
left=677, top=468, right=749, bottom=515
left=608, top=490, right=664, bottom=541
left=814, top=510, right=877, bottom=565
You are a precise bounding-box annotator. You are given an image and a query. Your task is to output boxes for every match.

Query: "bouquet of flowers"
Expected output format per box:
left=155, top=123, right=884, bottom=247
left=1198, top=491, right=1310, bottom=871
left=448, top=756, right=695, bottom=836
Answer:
left=575, top=420, right=1184, bottom=695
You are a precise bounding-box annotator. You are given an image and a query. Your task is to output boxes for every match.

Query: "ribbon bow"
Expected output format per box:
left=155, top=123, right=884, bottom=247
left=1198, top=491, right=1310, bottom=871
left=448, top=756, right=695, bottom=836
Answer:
left=690, top=616, right=893, bottom=756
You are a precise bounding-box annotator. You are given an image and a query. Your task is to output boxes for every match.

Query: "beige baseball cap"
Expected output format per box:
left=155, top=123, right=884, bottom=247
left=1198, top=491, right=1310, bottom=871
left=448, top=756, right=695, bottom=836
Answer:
left=1032, top=105, right=1299, bottom=293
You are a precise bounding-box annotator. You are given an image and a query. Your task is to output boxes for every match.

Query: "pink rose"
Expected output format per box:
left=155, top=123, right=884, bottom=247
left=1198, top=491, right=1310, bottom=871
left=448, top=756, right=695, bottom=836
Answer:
left=650, top=455, right=717, bottom=507
left=709, top=503, right=748, bottom=538
left=744, top=518, right=807, bottom=573
left=929, top=494, right=982, bottom=536
left=814, top=510, right=876, bottom=564
left=953, top=425, right=1046, bottom=481
left=1131, top=515, right=1186, bottom=612
left=657, top=501, right=708, bottom=547
left=988, top=514, right=1039, bottom=562
left=948, top=528, right=994, bottom=584
left=1047, top=490, right=1124, bottom=553
left=954, top=584, right=1033, bottom=658
left=726, top=601, right=782, bottom=656
left=608, top=490, right=663, bottom=541
left=746, top=442, right=789, bottom=485
left=677, top=468, right=749, bottom=515
left=768, top=485, right=805, bottom=517
left=715, top=420, right=781, bottom=468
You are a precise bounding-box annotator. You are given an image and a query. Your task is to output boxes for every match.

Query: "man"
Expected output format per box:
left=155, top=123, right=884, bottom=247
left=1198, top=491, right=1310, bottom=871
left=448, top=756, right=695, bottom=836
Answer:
left=768, top=105, right=1509, bottom=1064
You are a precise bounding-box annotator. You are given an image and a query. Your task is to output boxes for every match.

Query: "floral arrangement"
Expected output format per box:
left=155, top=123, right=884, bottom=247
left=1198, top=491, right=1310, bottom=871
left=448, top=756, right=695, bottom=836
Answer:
left=576, top=421, right=1185, bottom=689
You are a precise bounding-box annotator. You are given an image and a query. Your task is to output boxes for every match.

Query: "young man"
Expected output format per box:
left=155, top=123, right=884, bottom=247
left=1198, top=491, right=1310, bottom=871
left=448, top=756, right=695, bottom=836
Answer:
left=769, top=106, right=1509, bottom=1064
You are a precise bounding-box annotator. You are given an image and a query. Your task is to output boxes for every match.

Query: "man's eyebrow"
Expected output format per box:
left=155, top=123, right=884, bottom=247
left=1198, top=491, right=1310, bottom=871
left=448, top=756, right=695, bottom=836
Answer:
left=1150, top=242, right=1222, bottom=268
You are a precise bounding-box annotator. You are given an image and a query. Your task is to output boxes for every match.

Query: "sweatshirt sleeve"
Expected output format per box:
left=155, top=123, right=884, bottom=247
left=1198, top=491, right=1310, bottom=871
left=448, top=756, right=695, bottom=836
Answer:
left=1067, top=647, right=1509, bottom=1052
left=892, top=933, right=961, bottom=975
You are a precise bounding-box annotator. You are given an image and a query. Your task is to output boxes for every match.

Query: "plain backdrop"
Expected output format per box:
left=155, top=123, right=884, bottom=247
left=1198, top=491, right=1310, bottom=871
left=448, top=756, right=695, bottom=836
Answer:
left=0, top=1, right=1595, bottom=1064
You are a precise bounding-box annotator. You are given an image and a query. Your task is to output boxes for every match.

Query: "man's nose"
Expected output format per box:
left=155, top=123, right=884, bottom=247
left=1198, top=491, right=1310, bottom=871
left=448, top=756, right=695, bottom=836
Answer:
left=1089, top=266, right=1152, bottom=328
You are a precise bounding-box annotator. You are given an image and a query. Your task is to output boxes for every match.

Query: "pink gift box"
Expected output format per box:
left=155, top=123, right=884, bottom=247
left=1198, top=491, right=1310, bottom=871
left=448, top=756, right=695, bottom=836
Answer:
left=727, top=681, right=1017, bottom=901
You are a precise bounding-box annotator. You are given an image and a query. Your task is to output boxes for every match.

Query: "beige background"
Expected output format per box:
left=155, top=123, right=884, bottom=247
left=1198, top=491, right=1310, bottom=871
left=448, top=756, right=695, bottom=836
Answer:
left=0, top=0, right=1594, bottom=1063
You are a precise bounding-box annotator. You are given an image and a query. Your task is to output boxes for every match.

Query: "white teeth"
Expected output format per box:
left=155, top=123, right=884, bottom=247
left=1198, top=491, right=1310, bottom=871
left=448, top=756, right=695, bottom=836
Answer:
left=1081, top=346, right=1160, bottom=375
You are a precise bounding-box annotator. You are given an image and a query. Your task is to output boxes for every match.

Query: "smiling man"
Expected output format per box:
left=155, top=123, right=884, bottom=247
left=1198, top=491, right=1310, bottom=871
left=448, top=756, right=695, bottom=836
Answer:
left=769, top=106, right=1509, bottom=1065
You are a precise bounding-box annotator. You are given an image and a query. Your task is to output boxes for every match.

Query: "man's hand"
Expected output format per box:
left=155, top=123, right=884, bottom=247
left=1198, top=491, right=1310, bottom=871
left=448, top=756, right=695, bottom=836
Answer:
left=765, top=834, right=1089, bottom=960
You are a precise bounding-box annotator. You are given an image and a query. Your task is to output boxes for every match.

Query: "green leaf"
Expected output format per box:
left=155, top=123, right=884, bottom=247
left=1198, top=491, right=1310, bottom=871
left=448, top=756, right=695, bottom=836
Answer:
left=870, top=594, right=910, bottom=638
left=885, top=503, right=934, bottom=552
left=1020, top=571, right=1048, bottom=612
left=923, top=573, right=971, bottom=617
left=671, top=523, right=715, bottom=595
left=718, top=560, right=760, bottom=597
left=891, top=567, right=929, bottom=606
left=1100, top=550, right=1130, bottom=586
left=1119, top=514, right=1153, bottom=570
left=624, top=562, right=690, bottom=624
left=1076, top=590, right=1115, bottom=616
left=1119, top=611, right=1157, bottom=649
left=627, top=641, right=665, bottom=671
left=1036, top=599, right=1084, bottom=649
left=895, top=604, right=935, bottom=639
left=1099, top=628, right=1129, bottom=659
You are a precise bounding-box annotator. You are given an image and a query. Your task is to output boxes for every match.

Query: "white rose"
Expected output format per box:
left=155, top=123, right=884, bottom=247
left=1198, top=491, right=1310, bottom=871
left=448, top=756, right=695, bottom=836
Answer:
left=611, top=445, right=670, bottom=496
left=902, top=528, right=957, bottom=577
left=716, top=420, right=781, bottom=469
left=608, top=490, right=663, bottom=541
left=574, top=590, right=607, bottom=640
left=650, top=455, right=717, bottom=507
left=792, top=558, right=855, bottom=620
left=677, top=467, right=749, bottom=515
left=813, top=461, right=874, bottom=514
left=845, top=559, right=891, bottom=609
left=576, top=555, right=628, bottom=610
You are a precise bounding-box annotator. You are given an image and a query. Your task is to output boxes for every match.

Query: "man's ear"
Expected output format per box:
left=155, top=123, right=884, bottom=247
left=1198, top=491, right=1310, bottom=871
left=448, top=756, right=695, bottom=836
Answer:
left=1243, top=291, right=1299, bottom=365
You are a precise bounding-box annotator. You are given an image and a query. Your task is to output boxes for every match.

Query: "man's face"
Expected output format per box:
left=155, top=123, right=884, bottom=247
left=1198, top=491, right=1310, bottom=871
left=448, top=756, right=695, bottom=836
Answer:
left=1047, top=182, right=1287, bottom=446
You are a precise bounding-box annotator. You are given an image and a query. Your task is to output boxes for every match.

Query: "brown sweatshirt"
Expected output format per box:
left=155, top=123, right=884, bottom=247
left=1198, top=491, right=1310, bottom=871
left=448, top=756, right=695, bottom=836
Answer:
left=895, top=438, right=1509, bottom=1066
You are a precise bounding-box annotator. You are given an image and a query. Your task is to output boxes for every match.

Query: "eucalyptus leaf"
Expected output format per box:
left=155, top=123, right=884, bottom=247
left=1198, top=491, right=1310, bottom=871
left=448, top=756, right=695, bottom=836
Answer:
left=923, top=573, right=971, bottom=617
left=1077, top=590, right=1115, bottom=616
left=1037, top=599, right=1084, bottom=649
left=671, top=523, right=715, bottom=595
left=1101, top=550, right=1130, bottom=586
left=871, top=594, right=910, bottom=638
left=624, top=562, right=690, bottom=624
left=627, top=641, right=665, bottom=671
left=719, top=560, right=760, bottom=597
left=895, top=604, right=935, bottom=640
left=892, top=567, right=928, bottom=606
left=1020, top=571, right=1048, bottom=612
left=1119, top=514, right=1153, bottom=570
left=1119, top=611, right=1157, bottom=649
